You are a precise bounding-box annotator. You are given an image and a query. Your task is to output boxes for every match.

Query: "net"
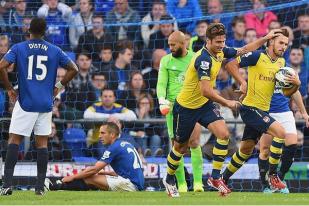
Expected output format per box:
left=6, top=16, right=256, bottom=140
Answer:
left=0, top=0, right=308, bottom=193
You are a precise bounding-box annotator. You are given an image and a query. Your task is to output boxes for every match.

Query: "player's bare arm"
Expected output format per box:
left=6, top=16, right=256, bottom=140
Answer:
left=200, top=79, right=240, bottom=111
left=236, top=29, right=282, bottom=56
left=291, top=90, right=309, bottom=127
left=282, top=73, right=301, bottom=97
left=0, top=58, right=17, bottom=102
left=54, top=60, right=78, bottom=96
left=62, top=161, right=106, bottom=183
left=225, top=59, right=247, bottom=94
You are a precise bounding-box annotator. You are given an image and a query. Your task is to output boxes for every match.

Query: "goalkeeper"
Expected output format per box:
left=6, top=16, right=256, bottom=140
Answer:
left=157, top=31, right=203, bottom=192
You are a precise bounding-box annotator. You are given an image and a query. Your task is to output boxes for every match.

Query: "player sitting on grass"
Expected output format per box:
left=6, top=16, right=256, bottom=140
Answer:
left=45, top=122, right=144, bottom=192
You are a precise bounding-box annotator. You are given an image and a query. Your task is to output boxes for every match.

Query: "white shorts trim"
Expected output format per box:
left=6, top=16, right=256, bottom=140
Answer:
left=269, top=111, right=297, bottom=134
left=9, top=101, right=52, bottom=136
left=106, top=175, right=137, bottom=191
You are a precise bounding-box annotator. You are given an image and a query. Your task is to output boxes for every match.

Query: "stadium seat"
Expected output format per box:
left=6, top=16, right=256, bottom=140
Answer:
left=63, top=128, right=96, bottom=162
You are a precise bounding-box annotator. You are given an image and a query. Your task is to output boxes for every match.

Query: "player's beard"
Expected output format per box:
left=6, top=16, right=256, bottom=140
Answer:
left=274, top=48, right=284, bottom=57
left=172, top=48, right=183, bottom=58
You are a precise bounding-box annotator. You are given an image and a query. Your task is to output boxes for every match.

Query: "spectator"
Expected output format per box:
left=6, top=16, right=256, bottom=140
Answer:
left=53, top=67, right=66, bottom=118
left=69, top=0, right=94, bottom=50
left=148, top=14, right=175, bottom=50
left=5, top=0, right=35, bottom=31
left=167, top=0, right=202, bottom=33
left=189, top=20, right=207, bottom=52
left=289, top=48, right=308, bottom=99
left=244, top=28, right=257, bottom=44
left=293, top=13, right=309, bottom=49
left=105, top=0, right=141, bottom=43
left=37, top=0, right=72, bottom=50
left=141, top=0, right=167, bottom=47
left=226, top=16, right=245, bottom=47
left=94, top=0, right=114, bottom=16
left=119, top=70, right=149, bottom=111
left=207, top=0, right=232, bottom=37
left=10, top=14, right=31, bottom=45
left=91, top=72, right=108, bottom=101
left=268, top=20, right=281, bottom=31
left=61, top=52, right=97, bottom=119
left=0, top=35, right=9, bottom=57
left=103, top=40, right=136, bottom=94
left=244, top=0, right=277, bottom=37
left=93, top=44, right=113, bottom=71
left=142, top=49, right=167, bottom=92
left=132, top=93, right=162, bottom=157
left=76, top=13, right=114, bottom=62
left=83, top=88, right=137, bottom=158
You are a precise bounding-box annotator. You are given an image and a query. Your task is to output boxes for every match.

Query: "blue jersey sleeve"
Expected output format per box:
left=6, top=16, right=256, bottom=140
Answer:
left=99, top=144, right=119, bottom=164
left=58, top=49, right=71, bottom=68
left=3, top=45, right=18, bottom=64
left=223, top=47, right=238, bottom=58
left=194, top=54, right=212, bottom=80
left=237, top=51, right=261, bottom=68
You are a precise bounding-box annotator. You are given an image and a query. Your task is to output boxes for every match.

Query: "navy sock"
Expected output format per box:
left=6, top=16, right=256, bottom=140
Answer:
left=258, top=158, right=269, bottom=188
left=3, top=144, right=19, bottom=188
left=279, top=144, right=297, bottom=180
left=36, top=148, right=48, bottom=190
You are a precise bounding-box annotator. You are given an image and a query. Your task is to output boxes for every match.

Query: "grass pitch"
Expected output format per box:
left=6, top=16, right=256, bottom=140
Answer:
left=0, top=191, right=309, bottom=205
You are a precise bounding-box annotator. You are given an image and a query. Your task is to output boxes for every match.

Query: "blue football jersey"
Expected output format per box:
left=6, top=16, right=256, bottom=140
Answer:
left=100, top=139, right=144, bottom=190
left=269, top=86, right=290, bottom=113
left=4, top=39, right=71, bottom=112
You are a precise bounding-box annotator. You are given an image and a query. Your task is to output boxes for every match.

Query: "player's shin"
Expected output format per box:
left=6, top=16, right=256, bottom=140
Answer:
left=269, top=137, right=285, bottom=175
left=166, top=146, right=184, bottom=184
left=190, top=146, right=203, bottom=188
left=279, top=144, right=297, bottom=180
left=222, top=149, right=251, bottom=182
left=2, top=144, right=19, bottom=188
left=258, top=157, right=270, bottom=188
left=212, top=139, right=229, bottom=179
left=36, top=148, right=48, bottom=191
left=175, top=157, right=187, bottom=191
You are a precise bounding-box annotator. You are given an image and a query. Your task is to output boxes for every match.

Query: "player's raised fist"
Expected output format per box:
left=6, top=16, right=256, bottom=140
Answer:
left=159, top=98, right=171, bottom=116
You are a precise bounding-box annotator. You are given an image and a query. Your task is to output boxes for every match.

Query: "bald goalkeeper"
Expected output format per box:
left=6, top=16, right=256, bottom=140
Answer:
left=157, top=31, right=204, bottom=192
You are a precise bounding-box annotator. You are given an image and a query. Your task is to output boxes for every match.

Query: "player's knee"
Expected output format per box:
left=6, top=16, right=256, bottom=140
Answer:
left=189, top=138, right=199, bottom=148
left=174, top=142, right=188, bottom=154
left=240, top=145, right=254, bottom=155
left=259, top=147, right=270, bottom=159
left=217, top=130, right=230, bottom=140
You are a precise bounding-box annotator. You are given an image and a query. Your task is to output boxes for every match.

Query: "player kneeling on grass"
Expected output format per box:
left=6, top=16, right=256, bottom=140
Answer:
left=46, top=122, right=144, bottom=192
left=222, top=29, right=300, bottom=193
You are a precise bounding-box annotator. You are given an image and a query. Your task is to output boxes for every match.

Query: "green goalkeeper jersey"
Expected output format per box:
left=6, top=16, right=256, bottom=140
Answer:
left=157, top=50, right=195, bottom=102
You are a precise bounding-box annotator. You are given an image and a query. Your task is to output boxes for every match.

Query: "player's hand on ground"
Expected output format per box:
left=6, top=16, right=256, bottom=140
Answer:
left=62, top=175, right=74, bottom=183
left=284, top=73, right=301, bottom=86
left=159, top=98, right=171, bottom=116
left=226, top=100, right=242, bottom=111
left=7, top=88, right=17, bottom=103
left=265, top=29, right=282, bottom=40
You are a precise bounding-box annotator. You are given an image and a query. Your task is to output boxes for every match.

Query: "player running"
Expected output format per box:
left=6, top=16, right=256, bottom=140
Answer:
left=163, top=23, right=281, bottom=197
left=222, top=29, right=300, bottom=194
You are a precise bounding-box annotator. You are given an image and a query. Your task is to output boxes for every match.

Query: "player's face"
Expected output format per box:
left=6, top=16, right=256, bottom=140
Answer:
left=289, top=49, right=304, bottom=66
left=102, top=90, right=116, bottom=107
left=168, top=40, right=183, bottom=58
left=273, top=35, right=289, bottom=57
left=208, top=35, right=226, bottom=53
left=99, top=125, right=112, bottom=145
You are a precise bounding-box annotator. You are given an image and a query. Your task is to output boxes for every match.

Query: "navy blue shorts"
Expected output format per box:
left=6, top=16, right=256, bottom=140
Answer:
left=173, top=100, right=223, bottom=144
left=240, top=105, right=275, bottom=142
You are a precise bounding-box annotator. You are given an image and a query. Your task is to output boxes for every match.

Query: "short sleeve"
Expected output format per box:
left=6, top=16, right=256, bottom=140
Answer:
left=194, top=55, right=212, bottom=80
left=58, top=49, right=71, bottom=68
left=99, top=144, right=118, bottom=164
left=237, top=51, right=261, bottom=68
left=3, top=45, right=17, bottom=64
left=223, top=47, right=237, bottom=58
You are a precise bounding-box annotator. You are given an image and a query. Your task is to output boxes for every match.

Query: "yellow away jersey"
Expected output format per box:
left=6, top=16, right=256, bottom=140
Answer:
left=177, top=47, right=237, bottom=109
left=238, top=50, right=285, bottom=111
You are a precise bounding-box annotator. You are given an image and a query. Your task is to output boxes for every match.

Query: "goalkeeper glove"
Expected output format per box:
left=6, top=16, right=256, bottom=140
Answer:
left=159, top=98, right=171, bottom=116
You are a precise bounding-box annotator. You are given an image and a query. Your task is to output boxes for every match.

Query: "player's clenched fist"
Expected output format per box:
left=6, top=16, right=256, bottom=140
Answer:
left=159, top=98, right=171, bottom=116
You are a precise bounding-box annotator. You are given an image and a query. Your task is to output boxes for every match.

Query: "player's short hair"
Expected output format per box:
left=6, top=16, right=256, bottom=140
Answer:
left=266, top=28, right=289, bottom=47
left=29, top=17, right=46, bottom=37
left=206, top=23, right=226, bottom=40
left=102, top=122, right=120, bottom=137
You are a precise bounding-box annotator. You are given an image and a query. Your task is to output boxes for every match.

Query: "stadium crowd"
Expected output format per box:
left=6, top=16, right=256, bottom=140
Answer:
left=0, top=0, right=308, bottom=162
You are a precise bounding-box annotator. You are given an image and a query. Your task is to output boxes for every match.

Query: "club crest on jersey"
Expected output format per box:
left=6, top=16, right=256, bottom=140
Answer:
left=200, top=61, right=210, bottom=70
left=263, top=116, right=270, bottom=123
left=102, top=151, right=111, bottom=159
